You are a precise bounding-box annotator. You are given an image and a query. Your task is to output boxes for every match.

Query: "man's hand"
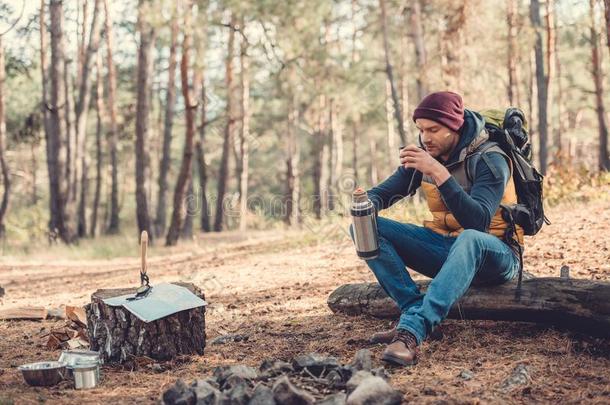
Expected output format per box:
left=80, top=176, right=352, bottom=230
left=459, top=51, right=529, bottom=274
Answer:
left=400, top=144, right=451, bottom=186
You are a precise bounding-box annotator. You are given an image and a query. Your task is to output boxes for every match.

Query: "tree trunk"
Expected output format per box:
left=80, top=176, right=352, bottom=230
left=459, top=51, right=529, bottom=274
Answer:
left=605, top=0, right=610, bottom=60
left=238, top=24, right=250, bottom=232
left=75, top=0, right=102, bottom=237
left=530, top=0, right=548, bottom=174
left=350, top=0, right=360, bottom=187
left=90, top=53, right=104, bottom=237
left=77, top=139, right=89, bottom=238
left=399, top=10, right=410, bottom=138
left=47, top=0, right=74, bottom=243
left=527, top=49, right=537, bottom=153
left=193, top=3, right=210, bottom=233
left=76, top=0, right=88, bottom=91
left=40, top=0, right=51, bottom=144
left=384, top=78, right=396, bottom=173
left=134, top=0, right=155, bottom=241
left=441, top=2, right=466, bottom=92
left=591, top=0, right=610, bottom=171
left=327, top=98, right=341, bottom=212
left=30, top=140, right=39, bottom=205
left=328, top=278, right=610, bottom=338
left=85, top=282, right=206, bottom=364
left=0, top=37, right=11, bottom=238
left=553, top=3, right=565, bottom=154
left=312, top=94, right=329, bottom=219
left=379, top=0, right=407, bottom=145
left=166, top=1, right=197, bottom=246
left=39, top=0, right=49, bottom=209
left=181, top=175, right=194, bottom=239
left=196, top=80, right=211, bottom=233
left=369, top=137, right=378, bottom=185
left=285, top=92, right=300, bottom=227
left=154, top=7, right=179, bottom=237
left=103, top=0, right=120, bottom=233
left=213, top=18, right=236, bottom=232
left=506, top=0, right=521, bottom=106
left=351, top=119, right=359, bottom=186
left=545, top=0, right=556, bottom=161
left=64, top=57, right=75, bottom=205
left=409, top=0, right=427, bottom=101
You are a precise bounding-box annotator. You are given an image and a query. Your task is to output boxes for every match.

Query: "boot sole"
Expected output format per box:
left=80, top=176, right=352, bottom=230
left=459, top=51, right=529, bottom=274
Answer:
left=382, top=352, right=417, bottom=367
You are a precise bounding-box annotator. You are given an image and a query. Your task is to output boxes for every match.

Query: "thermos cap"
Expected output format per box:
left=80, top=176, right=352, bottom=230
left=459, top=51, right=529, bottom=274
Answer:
left=352, top=187, right=368, bottom=203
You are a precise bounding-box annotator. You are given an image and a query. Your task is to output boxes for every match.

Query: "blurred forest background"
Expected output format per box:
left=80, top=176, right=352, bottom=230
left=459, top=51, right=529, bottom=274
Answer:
left=0, top=0, right=609, bottom=254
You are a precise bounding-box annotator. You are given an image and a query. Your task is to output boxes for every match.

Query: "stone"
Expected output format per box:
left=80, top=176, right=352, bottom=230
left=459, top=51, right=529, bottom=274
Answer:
left=346, top=371, right=374, bottom=395
left=370, top=368, right=389, bottom=381
left=272, top=375, right=315, bottom=405
left=316, top=393, right=347, bottom=405
left=191, top=380, right=221, bottom=405
left=220, top=379, right=251, bottom=405
left=336, top=366, right=355, bottom=383
left=249, top=384, right=276, bottom=405
left=224, top=375, right=249, bottom=390
left=500, top=363, right=531, bottom=392
left=350, top=349, right=372, bottom=372
left=459, top=369, right=474, bottom=380
left=346, top=375, right=402, bottom=405
left=163, top=379, right=192, bottom=405
left=292, top=353, right=340, bottom=377
left=213, top=365, right=258, bottom=386
left=259, top=359, right=293, bottom=378
left=210, top=334, right=250, bottom=345
left=325, top=369, right=344, bottom=388
left=174, top=391, right=196, bottom=405
left=201, top=378, right=220, bottom=390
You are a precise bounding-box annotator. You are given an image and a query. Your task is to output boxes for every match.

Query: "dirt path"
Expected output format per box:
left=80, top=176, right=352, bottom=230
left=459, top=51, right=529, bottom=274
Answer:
left=1, top=199, right=609, bottom=404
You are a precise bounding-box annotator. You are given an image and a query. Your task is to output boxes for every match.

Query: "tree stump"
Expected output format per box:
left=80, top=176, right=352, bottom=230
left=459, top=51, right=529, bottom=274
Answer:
left=85, top=282, right=206, bottom=364
left=328, top=277, right=610, bottom=338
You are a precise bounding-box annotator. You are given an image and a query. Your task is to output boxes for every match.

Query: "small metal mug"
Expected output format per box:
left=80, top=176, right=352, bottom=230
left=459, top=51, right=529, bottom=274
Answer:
left=72, top=362, right=100, bottom=389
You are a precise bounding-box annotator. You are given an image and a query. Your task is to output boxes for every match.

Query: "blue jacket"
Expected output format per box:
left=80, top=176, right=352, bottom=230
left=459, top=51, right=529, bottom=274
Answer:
left=367, top=109, right=510, bottom=232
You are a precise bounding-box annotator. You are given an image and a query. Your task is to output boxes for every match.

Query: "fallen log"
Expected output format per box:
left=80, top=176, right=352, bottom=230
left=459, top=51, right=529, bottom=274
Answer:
left=0, top=306, right=47, bottom=320
left=85, top=282, right=206, bottom=364
left=327, top=277, right=610, bottom=337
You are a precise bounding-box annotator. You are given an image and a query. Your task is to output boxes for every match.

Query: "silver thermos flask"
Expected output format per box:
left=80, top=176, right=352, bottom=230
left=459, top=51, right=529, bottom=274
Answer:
left=351, top=187, right=380, bottom=260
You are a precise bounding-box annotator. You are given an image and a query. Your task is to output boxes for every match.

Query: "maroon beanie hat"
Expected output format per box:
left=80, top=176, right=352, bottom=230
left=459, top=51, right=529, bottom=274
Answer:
left=412, top=91, right=464, bottom=132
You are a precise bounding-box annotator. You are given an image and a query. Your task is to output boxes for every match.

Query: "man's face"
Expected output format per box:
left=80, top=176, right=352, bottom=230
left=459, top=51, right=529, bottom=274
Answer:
left=415, top=118, right=459, bottom=160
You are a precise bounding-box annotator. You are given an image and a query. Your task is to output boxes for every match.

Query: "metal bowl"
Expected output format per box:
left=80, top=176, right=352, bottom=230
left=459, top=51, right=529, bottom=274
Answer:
left=18, top=361, right=67, bottom=386
left=58, top=350, right=101, bottom=378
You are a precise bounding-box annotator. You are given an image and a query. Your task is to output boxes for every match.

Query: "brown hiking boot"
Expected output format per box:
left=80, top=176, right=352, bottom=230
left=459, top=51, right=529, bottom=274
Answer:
left=369, top=327, right=397, bottom=344
left=382, top=329, right=419, bottom=366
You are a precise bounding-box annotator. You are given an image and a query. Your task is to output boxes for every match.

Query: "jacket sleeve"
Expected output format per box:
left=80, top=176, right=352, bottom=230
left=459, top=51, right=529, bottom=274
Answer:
left=366, top=166, right=416, bottom=213
left=437, top=152, right=510, bottom=231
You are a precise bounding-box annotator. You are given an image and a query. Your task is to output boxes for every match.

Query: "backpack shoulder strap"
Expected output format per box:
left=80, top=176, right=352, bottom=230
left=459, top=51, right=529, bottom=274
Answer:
left=465, top=141, right=509, bottom=183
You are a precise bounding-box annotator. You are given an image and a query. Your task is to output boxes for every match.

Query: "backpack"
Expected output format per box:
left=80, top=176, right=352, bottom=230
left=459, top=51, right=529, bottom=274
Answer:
left=475, top=108, right=550, bottom=236
left=469, top=108, right=550, bottom=295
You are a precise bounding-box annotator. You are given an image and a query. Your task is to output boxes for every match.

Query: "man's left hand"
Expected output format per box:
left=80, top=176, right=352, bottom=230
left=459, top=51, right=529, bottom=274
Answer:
left=401, top=145, right=451, bottom=186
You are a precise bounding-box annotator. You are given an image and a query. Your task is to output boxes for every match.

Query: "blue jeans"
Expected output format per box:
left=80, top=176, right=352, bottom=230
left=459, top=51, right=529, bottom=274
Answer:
left=349, top=217, right=519, bottom=345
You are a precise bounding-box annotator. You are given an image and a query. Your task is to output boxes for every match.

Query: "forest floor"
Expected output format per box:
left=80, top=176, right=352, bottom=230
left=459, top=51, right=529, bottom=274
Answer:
left=1, top=196, right=609, bottom=404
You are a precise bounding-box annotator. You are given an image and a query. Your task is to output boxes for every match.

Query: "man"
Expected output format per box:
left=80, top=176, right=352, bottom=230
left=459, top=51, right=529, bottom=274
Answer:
left=349, top=91, right=523, bottom=366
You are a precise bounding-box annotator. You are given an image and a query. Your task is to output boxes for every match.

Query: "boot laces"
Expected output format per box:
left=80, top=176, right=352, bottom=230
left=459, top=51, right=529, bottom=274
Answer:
left=392, top=330, right=418, bottom=348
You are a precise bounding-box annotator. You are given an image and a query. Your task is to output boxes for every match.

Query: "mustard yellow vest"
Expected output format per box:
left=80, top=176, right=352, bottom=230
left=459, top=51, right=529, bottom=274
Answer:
left=420, top=131, right=525, bottom=246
